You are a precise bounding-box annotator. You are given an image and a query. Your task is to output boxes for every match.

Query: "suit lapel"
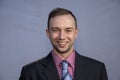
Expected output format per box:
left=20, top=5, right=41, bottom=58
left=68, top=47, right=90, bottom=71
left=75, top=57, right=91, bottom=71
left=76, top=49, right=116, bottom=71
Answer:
left=74, top=52, right=87, bottom=80
left=42, top=51, right=87, bottom=80
left=43, top=53, right=60, bottom=80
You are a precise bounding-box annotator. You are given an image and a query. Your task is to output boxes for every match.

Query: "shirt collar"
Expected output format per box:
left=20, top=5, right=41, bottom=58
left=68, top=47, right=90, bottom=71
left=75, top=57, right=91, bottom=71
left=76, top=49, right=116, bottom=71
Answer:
left=52, top=50, right=75, bottom=68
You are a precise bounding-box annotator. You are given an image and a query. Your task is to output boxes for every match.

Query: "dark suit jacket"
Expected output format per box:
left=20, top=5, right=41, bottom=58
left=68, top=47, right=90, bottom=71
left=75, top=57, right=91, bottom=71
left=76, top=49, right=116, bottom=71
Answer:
left=19, top=51, right=108, bottom=80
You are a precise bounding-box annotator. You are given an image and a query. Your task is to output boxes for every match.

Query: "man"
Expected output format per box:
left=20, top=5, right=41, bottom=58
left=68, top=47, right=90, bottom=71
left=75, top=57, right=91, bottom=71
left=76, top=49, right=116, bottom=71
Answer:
left=19, top=8, right=108, bottom=80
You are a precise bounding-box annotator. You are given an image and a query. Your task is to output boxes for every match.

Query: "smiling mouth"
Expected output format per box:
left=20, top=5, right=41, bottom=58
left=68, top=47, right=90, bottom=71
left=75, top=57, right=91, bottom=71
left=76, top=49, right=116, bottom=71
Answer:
left=57, top=41, right=68, bottom=47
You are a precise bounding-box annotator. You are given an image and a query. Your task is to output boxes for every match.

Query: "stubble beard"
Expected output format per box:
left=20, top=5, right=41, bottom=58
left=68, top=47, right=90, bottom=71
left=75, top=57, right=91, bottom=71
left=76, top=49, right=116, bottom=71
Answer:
left=52, top=42, right=74, bottom=55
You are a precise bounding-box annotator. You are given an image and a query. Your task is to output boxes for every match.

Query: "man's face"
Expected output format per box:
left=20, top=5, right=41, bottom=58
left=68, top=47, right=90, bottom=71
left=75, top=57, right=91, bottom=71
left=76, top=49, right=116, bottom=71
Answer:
left=46, top=14, right=78, bottom=54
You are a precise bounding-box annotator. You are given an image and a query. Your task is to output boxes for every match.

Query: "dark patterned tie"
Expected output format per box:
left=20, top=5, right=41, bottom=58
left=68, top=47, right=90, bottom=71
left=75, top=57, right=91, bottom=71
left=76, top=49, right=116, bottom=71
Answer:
left=61, top=60, right=72, bottom=80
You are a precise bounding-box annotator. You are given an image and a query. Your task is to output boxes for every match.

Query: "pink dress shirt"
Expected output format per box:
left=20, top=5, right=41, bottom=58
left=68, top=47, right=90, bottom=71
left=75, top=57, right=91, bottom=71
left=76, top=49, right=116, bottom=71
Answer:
left=52, top=50, right=75, bottom=79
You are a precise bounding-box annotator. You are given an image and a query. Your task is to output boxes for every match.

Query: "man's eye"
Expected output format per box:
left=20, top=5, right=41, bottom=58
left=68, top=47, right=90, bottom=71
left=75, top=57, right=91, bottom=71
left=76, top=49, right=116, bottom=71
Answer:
left=66, top=29, right=72, bottom=32
left=52, top=29, right=58, bottom=32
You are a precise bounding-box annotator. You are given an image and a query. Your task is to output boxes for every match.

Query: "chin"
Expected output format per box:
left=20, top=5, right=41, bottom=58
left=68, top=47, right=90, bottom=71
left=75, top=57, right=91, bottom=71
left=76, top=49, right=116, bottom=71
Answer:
left=57, top=48, right=71, bottom=54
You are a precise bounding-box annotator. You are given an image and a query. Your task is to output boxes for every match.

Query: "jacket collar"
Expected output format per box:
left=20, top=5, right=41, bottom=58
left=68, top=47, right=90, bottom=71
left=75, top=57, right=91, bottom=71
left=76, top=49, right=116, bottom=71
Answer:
left=42, top=52, right=60, bottom=80
left=74, top=51, right=87, bottom=80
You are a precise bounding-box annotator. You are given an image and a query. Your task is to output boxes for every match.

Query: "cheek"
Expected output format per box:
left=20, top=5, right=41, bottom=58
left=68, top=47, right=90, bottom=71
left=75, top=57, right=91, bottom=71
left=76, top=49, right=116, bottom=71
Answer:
left=67, top=33, right=77, bottom=41
left=50, top=33, right=59, bottom=40
left=69, top=33, right=76, bottom=38
left=69, top=31, right=78, bottom=39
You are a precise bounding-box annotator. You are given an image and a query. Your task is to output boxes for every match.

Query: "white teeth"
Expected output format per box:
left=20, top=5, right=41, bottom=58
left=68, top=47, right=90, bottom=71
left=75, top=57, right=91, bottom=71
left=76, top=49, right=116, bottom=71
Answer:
left=56, top=41, right=68, bottom=45
left=58, top=42, right=66, bottom=44
left=59, top=42, right=65, bottom=44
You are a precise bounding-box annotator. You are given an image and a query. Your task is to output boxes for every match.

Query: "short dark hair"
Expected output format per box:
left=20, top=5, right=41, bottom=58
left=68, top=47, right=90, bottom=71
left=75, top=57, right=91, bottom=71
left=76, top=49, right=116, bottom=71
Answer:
left=47, top=7, right=77, bottom=29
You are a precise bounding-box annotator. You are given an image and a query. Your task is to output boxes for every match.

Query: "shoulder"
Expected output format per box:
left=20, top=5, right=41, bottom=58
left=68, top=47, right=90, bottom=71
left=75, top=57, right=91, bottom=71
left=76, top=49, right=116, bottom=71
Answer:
left=19, top=53, right=53, bottom=80
left=75, top=52, right=107, bottom=75
left=74, top=52, right=108, bottom=80
left=76, top=52, right=105, bottom=68
left=21, top=52, right=52, bottom=72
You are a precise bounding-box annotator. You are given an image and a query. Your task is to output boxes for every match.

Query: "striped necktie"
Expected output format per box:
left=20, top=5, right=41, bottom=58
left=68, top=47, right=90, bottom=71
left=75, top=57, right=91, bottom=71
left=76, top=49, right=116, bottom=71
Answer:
left=61, top=60, right=72, bottom=80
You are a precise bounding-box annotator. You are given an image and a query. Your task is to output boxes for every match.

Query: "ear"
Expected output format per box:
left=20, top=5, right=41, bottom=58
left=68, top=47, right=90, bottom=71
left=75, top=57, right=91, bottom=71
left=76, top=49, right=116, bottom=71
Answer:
left=46, top=29, right=50, bottom=38
left=75, top=28, right=79, bottom=39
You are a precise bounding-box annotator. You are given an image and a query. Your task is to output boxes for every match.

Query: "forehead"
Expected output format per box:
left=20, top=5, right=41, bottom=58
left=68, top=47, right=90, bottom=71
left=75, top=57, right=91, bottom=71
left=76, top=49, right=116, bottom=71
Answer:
left=49, top=14, right=76, bottom=29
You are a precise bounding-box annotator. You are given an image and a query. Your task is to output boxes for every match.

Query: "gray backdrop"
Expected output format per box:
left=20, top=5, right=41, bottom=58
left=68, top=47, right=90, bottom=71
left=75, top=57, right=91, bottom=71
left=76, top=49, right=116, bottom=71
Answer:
left=0, top=0, right=120, bottom=80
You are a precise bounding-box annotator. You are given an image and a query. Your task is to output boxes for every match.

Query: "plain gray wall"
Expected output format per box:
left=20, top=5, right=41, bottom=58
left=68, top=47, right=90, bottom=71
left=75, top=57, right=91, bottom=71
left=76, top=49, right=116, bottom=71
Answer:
left=0, top=0, right=120, bottom=80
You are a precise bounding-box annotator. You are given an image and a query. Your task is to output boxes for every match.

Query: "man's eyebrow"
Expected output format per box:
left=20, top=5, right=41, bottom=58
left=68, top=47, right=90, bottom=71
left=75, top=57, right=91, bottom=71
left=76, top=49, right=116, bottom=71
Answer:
left=50, top=27, right=74, bottom=30
left=50, top=27, right=60, bottom=29
left=65, top=27, right=74, bottom=29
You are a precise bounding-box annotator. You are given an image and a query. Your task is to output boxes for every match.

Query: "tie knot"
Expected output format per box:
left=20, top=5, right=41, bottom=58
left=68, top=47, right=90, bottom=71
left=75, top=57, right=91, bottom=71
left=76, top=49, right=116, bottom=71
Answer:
left=62, top=60, right=68, bottom=70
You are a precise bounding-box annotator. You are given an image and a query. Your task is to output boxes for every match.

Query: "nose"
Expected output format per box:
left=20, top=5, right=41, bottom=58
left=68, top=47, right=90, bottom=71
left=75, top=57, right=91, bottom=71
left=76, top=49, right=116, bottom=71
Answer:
left=59, top=30, right=65, bottom=40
